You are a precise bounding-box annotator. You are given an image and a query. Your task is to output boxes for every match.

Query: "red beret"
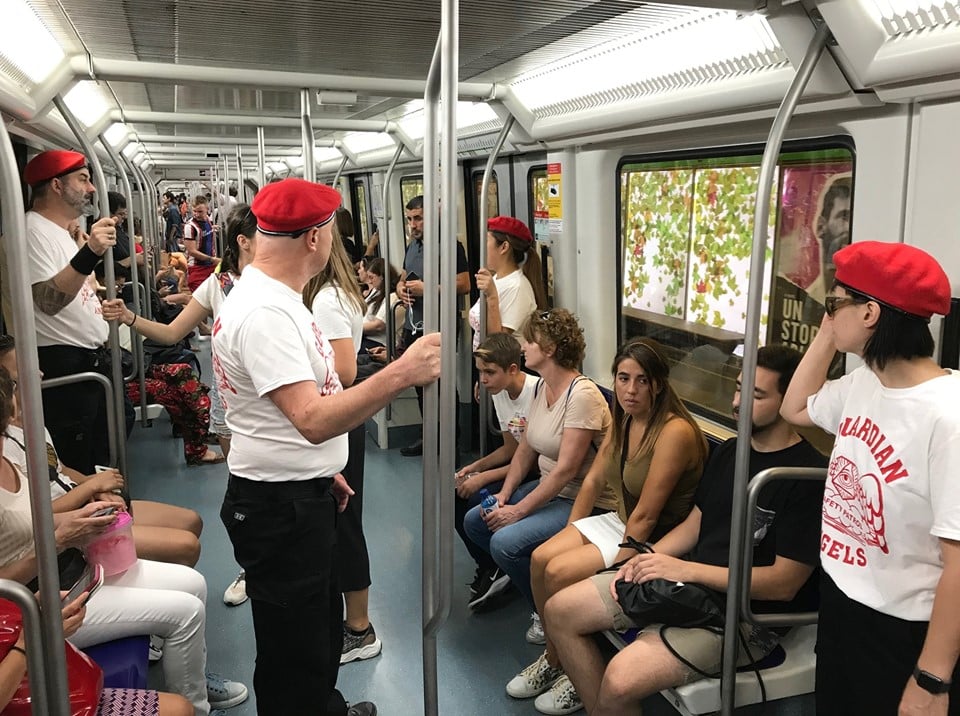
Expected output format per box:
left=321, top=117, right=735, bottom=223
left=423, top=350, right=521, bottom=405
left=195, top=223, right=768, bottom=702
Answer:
left=488, top=216, right=533, bottom=244
left=251, top=178, right=341, bottom=237
left=24, top=150, right=87, bottom=187
left=834, top=241, right=951, bottom=319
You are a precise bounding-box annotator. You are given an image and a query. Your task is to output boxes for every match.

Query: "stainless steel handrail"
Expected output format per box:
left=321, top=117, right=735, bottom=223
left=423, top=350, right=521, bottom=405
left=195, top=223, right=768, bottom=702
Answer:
left=0, top=579, right=53, bottom=715
left=257, top=127, right=267, bottom=188
left=121, top=156, right=154, bottom=320
left=0, top=103, right=71, bottom=716
left=382, top=143, right=405, bottom=367
left=719, top=20, right=831, bottom=716
left=301, top=88, right=316, bottom=183
left=741, top=467, right=827, bottom=627
left=477, top=116, right=515, bottom=456
left=54, top=95, right=129, bottom=484
left=42, top=373, right=119, bottom=476
left=332, top=156, right=349, bottom=188
left=100, top=137, right=148, bottom=425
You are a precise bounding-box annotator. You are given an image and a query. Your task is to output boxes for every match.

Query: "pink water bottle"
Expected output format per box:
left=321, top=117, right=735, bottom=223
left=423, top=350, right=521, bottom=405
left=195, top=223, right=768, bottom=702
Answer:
left=84, top=511, right=137, bottom=576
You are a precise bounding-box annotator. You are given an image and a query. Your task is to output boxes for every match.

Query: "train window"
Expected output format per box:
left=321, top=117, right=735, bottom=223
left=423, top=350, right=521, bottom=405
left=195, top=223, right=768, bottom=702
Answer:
left=473, top=171, right=499, bottom=218
left=619, top=145, right=854, bottom=427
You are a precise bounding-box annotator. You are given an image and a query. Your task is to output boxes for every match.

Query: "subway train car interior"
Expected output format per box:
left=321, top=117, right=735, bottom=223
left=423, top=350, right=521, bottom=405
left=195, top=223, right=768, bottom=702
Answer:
left=1, top=0, right=959, bottom=715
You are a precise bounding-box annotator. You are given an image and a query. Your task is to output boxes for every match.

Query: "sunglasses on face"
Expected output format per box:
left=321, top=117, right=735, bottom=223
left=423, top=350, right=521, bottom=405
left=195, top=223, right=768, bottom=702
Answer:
left=824, top=296, right=858, bottom=317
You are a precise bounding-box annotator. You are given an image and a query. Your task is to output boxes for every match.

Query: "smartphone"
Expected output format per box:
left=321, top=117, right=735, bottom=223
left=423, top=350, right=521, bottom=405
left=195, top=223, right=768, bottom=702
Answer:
left=61, top=562, right=104, bottom=606
left=94, top=464, right=112, bottom=473
left=90, top=506, right=118, bottom=518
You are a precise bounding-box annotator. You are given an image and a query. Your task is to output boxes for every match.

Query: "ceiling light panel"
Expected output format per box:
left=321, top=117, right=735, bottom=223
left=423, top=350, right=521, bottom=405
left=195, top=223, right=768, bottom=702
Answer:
left=1, top=0, right=64, bottom=84
left=510, top=10, right=787, bottom=118
left=398, top=101, right=501, bottom=140
left=63, top=81, right=112, bottom=127
left=867, top=1, right=960, bottom=35
left=104, top=122, right=131, bottom=147
left=341, top=131, right=396, bottom=154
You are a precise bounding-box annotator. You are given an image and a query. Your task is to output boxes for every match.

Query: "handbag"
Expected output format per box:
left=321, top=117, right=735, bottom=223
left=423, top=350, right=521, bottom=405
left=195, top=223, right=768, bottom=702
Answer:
left=612, top=537, right=726, bottom=632
left=0, top=599, right=103, bottom=716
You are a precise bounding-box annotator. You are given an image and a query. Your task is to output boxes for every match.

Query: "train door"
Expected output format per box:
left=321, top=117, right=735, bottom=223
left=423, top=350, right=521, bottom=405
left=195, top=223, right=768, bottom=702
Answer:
left=348, top=174, right=376, bottom=256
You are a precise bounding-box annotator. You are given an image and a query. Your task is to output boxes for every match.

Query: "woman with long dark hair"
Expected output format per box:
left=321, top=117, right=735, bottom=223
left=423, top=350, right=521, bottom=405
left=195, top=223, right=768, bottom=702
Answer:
left=510, top=338, right=707, bottom=712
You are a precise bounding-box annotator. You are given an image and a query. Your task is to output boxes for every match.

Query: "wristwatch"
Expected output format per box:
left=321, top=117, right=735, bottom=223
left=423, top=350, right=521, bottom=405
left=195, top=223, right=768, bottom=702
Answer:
left=913, top=667, right=951, bottom=695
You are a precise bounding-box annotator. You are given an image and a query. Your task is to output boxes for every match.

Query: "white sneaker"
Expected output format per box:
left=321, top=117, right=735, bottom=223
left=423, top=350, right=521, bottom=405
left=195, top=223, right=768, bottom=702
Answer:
left=223, top=570, right=247, bottom=606
left=526, top=612, right=546, bottom=645
left=535, top=674, right=583, bottom=714
left=506, top=651, right=564, bottom=699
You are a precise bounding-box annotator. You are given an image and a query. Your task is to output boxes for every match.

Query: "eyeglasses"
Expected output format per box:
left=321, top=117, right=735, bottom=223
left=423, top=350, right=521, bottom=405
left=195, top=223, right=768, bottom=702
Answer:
left=824, top=296, right=858, bottom=317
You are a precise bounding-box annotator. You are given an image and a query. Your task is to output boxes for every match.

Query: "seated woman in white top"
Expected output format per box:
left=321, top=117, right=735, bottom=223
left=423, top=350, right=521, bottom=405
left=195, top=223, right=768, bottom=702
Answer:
left=469, top=216, right=548, bottom=351
left=361, top=258, right=400, bottom=351
left=0, top=365, right=247, bottom=715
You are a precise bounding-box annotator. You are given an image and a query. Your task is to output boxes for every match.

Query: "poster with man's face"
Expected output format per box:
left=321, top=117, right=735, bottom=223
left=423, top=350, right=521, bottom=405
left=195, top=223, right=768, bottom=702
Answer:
left=770, top=164, right=852, bottom=370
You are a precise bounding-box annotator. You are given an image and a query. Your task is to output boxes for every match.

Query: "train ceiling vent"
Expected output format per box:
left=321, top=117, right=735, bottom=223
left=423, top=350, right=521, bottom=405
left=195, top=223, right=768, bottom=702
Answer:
left=509, top=8, right=787, bottom=119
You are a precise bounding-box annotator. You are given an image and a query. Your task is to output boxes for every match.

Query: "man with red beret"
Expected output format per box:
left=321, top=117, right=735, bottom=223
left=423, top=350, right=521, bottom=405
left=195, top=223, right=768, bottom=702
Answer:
left=782, top=241, right=960, bottom=716
left=395, top=194, right=471, bottom=456
left=213, top=178, right=441, bottom=716
left=1, top=149, right=118, bottom=473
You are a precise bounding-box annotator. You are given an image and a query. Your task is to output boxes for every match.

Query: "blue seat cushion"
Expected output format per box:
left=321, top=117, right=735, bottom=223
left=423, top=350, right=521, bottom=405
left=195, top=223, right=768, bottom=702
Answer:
left=84, top=635, right=149, bottom=689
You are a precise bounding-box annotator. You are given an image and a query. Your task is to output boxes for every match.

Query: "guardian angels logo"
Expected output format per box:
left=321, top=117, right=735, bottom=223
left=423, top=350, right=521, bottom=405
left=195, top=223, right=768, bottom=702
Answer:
left=823, top=455, right=888, bottom=554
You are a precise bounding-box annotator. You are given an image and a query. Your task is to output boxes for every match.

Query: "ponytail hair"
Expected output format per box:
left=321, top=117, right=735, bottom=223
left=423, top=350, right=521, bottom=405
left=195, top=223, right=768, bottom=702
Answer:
left=489, top=230, right=547, bottom=310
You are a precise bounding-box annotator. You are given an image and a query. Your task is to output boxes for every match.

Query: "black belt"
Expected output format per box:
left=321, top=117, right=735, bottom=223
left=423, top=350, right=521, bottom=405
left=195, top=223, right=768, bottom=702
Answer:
left=228, top=474, right=333, bottom=501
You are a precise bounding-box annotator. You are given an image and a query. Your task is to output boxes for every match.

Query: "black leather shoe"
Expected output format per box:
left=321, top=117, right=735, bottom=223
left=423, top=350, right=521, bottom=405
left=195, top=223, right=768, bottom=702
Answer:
left=400, top=439, right=423, bottom=457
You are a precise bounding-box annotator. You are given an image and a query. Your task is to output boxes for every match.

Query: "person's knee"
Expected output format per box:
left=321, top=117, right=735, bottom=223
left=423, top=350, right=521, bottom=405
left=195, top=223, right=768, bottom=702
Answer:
left=172, top=532, right=201, bottom=567
left=599, top=654, right=643, bottom=707
left=531, top=542, right=550, bottom=577
left=543, top=555, right=575, bottom=596
left=158, top=692, right=193, bottom=716
left=185, top=511, right=203, bottom=537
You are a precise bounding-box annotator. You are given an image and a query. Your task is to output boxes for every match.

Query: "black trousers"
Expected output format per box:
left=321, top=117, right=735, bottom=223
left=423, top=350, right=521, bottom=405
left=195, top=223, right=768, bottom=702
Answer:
left=816, top=572, right=960, bottom=716
left=37, top=345, right=112, bottom=474
left=221, top=475, right=348, bottom=716
left=337, top=423, right=370, bottom=592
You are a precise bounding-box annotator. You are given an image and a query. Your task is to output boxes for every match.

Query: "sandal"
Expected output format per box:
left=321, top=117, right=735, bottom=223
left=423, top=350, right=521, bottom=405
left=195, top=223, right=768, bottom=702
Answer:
left=187, top=450, right=226, bottom=467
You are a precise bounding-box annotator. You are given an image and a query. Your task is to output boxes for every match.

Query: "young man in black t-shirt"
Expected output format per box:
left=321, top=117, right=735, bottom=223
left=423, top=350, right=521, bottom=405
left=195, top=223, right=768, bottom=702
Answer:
left=543, top=346, right=826, bottom=716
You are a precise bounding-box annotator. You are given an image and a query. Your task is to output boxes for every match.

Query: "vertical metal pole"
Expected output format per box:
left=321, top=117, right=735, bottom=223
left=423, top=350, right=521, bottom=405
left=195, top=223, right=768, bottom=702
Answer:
left=477, top=117, right=515, bottom=456
left=101, top=138, right=148, bottom=428
left=301, top=88, right=316, bottom=183
left=421, top=34, right=442, bottom=716
left=0, top=105, right=71, bottom=716
left=382, top=144, right=404, bottom=366
left=256, top=127, right=267, bottom=189
left=54, top=95, right=129, bottom=483
left=0, top=580, right=54, bottom=715
left=332, top=155, right=349, bottom=188
left=126, top=160, right=154, bottom=320
left=236, top=144, right=245, bottom=199
left=719, top=20, right=831, bottom=716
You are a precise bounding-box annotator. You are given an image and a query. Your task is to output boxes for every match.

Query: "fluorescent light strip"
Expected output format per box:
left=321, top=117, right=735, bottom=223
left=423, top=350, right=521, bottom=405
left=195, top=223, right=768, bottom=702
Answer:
left=1, top=0, right=64, bottom=84
left=398, top=101, right=499, bottom=140
left=341, top=131, right=396, bottom=154
left=63, top=81, right=111, bottom=128
left=511, top=11, right=784, bottom=114
left=868, top=1, right=960, bottom=35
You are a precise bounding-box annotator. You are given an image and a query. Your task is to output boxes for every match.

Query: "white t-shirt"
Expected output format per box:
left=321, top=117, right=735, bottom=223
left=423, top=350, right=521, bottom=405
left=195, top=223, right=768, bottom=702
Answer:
left=0, top=461, right=36, bottom=566
left=192, top=270, right=237, bottom=320
left=362, top=290, right=393, bottom=348
left=492, top=372, right=539, bottom=443
left=808, top=365, right=960, bottom=620
left=311, top=284, right=363, bottom=354
left=523, top=377, right=616, bottom=510
left=23, top=211, right=108, bottom=349
left=469, top=270, right=537, bottom=350
left=212, top=266, right=347, bottom=482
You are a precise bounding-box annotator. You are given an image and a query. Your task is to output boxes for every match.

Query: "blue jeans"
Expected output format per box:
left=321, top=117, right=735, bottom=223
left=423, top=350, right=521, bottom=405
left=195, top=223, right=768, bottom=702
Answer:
left=463, top=480, right=574, bottom=608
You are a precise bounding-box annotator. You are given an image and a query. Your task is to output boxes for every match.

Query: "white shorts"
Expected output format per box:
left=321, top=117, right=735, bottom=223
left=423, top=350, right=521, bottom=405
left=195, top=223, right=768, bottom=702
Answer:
left=572, top=511, right=626, bottom=567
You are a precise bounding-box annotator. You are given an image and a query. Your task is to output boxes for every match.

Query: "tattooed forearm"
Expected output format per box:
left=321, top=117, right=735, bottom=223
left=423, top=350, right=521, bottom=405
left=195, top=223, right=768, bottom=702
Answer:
left=32, top=280, right=75, bottom=315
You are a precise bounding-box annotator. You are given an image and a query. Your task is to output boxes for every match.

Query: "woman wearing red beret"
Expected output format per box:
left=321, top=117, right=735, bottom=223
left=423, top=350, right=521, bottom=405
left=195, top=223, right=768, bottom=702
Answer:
left=782, top=241, right=960, bottom=716
left=469, top=216, right=548, bottom=351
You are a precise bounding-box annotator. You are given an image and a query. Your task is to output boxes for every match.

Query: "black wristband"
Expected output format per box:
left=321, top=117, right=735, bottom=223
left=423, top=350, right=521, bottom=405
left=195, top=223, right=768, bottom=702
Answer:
left=69, top=244, right=102, bottom=275
left=9, top=645, right=26, bottom=658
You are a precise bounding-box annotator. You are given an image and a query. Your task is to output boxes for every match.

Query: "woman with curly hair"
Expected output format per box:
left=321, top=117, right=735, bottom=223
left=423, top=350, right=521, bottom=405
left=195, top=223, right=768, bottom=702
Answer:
left=463, top=309, right=612, bottom=637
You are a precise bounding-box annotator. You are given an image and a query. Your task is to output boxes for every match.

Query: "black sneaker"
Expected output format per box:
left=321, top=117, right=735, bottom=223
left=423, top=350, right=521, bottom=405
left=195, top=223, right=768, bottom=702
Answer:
left=341, top=624, right=382, bottom=664
left=400, top=439, right=423, bottom=457
left=468, top=567, right=511, bottom=610
left=468, top=566, right=484, bottom=595
left=346, top=703, right=377, bottom=716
